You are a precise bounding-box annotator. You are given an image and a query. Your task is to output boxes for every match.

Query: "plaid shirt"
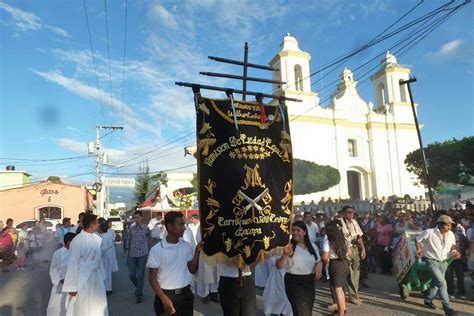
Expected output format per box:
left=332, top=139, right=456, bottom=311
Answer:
left=128, top=223, right=150, bottom=257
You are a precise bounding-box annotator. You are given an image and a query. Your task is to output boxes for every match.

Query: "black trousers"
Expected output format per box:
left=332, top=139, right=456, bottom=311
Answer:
left=446, top=259, right=465, bottom=295
left=154, top=286, right=194, bottom=316
left=375, top=244, right=392, bottom=274
left=284, top=273, right=315, bottom=316
left=218, top=276, right=257, bottom=316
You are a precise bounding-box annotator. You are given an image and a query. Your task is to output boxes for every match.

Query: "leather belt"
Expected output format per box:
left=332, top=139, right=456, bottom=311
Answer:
left=163, top=285, right=190, bottom=295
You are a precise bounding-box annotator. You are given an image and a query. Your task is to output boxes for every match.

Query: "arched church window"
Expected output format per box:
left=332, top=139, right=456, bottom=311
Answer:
left=377, top=83, right=386, bottom=107
left=294, top=65, right=303, bottom=91
left=348, top=139, right=357, bottom=157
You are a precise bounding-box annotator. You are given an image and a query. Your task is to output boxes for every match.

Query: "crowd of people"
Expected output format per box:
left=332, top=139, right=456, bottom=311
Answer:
left=0, top=202, right=473, bottom=316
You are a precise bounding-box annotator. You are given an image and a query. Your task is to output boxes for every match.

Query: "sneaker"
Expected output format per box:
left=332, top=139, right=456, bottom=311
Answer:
left=449, top=295, right=455, bottom=299
left=423, top=301, right=437, bottom=309
left=328, top=303, right=338, bottom=311
left=202, top=296, right=210, bottom=304
left=459, top=295, right=467, bottom=299
left=136, top=297, right=143, bottom=304
left=444, top=308, right=457, bottom=316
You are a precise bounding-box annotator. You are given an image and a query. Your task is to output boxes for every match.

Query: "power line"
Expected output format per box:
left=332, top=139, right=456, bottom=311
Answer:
left=121, top=0, right=128, bottom=128
left=82, top=0, right=106, bottom=121
left=0, top=155, right=89, bottom=162
left=114, top=131, right=195, bottom=166
left=288, top=1, right=468, bottom=121
left=269, top=0, right=457, bottom=98
left=103, top=163, right=197, bottom=176
left=104, top=0, right=114, bottom=114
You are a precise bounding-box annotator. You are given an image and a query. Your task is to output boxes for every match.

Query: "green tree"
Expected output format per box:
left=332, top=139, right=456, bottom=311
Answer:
left=405, top=136, right=474, bottom=187
left=294, top=158, right=341, bottom=195
left=133, top=161, right=150, bottom=207
left=47, top=176, right=62, bottom=183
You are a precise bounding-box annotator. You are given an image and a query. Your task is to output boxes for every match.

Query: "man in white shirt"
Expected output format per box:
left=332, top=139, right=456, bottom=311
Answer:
left=416, top=215, right=460, bottom=316
left=147, top=211, right=201, bottom=316
left=303, top=211, right=319, bottom=244
left=338, top=206, right=366, bottom=306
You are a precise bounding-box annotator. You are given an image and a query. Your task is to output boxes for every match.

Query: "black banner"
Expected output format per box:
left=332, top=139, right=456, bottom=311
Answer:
left=196, top=96, right=293, bottom=265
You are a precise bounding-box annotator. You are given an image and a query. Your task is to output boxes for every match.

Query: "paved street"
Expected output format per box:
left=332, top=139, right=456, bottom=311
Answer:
left=1, top=245, right=473, bottom=316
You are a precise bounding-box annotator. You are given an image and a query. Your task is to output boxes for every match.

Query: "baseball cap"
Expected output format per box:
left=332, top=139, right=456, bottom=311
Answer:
left=437, top=215, right=454, bottom=225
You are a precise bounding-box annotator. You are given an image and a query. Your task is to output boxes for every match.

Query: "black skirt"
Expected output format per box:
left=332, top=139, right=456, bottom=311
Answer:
left=329, top=258, right=350, bottom=288
left=284, top=273, right=315, bottom=316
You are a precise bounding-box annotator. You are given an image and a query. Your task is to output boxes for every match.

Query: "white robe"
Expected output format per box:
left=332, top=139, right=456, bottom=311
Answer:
left=254, top=261, right=270, bottom=288
left=62, top=231, right=109, bottom=316
left=100, top=230, right=119, bottom=291
left=183, top=223, right=219, bottom=297
left=263, top=256, right=293, bottom=316
left=47, top=247, right=70, bottom=316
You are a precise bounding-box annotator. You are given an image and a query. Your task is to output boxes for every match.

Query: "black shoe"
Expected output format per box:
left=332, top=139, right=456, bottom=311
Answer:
left=106, top=291, right=113, bottom=296
left=209, top=293, right=219, bottom=303
left=445, top=308, right=457, bottom=316
left=361, top=282, right=369, bottom=289
left=136, top=297, right=143, bottom=304
left=202, top=295, right=210, bottom=304
left=423, top=301, right=437, bottom=309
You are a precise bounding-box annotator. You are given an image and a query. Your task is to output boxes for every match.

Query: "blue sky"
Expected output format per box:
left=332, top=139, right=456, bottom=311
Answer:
left=0, top=0, right=473, bottom=185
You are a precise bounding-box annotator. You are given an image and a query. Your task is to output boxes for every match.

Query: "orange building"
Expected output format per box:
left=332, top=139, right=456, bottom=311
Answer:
left=0, top=181, right=93, bottom=224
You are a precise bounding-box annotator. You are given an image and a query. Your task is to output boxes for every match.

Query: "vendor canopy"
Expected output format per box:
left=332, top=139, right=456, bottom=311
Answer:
left=196, top=95, right=293, bottom=266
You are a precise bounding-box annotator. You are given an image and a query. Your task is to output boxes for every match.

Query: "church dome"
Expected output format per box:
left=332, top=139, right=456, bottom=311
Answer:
left=280, top=33, right=302, bottom=52
left=381, top=51, right=398, bottom=66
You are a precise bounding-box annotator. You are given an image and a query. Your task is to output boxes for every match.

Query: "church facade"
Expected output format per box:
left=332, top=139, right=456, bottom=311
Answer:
left=269, top=34, right=425, bottom=202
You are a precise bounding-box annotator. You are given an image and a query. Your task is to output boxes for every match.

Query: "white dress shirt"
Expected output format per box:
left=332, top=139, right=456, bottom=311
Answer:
left=147, top=237, right=194, bottom=290
left=416, top=227, right=456, bottom=261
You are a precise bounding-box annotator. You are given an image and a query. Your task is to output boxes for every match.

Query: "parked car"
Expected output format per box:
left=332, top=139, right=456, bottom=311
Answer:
left=15, top=219, right=58, bottom=232
left=107, top=216, right=123, bottom=232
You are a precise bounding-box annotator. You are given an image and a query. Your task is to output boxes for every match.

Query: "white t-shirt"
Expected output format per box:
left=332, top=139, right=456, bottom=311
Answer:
left=217, top=264, right=252, bottom=277
left=146, top=237, right=194, bottom=290
left=287, top=242, right=321, bottom=275
left=306, top=222, right=320, bottom=243
left=322, top=236, right=339, bottom=259
left=416, top=227, right=456, bottom=261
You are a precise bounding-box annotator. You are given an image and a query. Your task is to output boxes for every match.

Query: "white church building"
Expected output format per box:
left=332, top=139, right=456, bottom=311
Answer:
left=270, top=34, right=425, bottom=202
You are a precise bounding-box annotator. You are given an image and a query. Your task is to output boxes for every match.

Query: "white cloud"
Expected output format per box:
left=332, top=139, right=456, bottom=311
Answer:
left=148, top=2, right=177, bottom=28
left=0, top=2, right=70, bottom=37
left=425, top=39, right=471, bottom=63
left=32, top=69, right=158, bottom=136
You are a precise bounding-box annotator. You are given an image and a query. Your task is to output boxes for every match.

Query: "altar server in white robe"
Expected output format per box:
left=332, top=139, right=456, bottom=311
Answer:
left=183, top=215, right=219, bottom=303
left=47, top=232, right=76, bottom=316
left=63, top=213, right=109, bottom=316
left=99, top=219, right=119, bottom=294
left=263, top=256, right=293, bottom=316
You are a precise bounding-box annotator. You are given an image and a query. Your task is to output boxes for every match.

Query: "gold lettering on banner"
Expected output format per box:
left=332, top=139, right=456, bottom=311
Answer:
left=203, top=134, right=291, bottom=166
left=242, top=164, right=265, bottom=190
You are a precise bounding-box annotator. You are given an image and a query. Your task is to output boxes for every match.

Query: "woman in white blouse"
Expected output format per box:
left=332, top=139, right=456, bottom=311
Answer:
left=276, top=220, right=322, bottom=316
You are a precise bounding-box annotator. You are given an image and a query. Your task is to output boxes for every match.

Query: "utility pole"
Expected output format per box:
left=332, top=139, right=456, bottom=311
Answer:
left=91, top=125, right=124, bottom=218
left=399, top=78, right=435, bottom=211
